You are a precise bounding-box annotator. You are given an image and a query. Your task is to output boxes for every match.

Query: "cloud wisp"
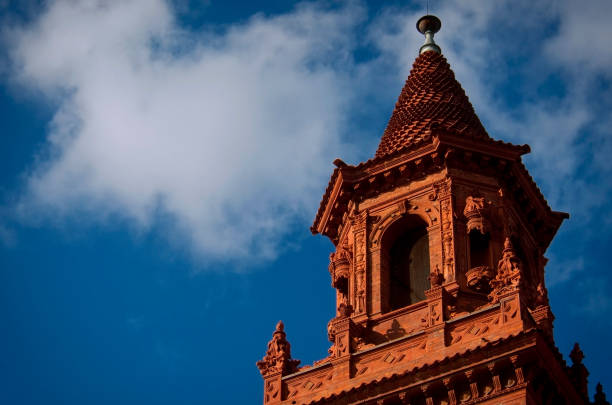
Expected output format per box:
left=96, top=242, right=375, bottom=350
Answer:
left=4, top=0, right=612, bottom=283
left=7, top=0, right=362, bottom=263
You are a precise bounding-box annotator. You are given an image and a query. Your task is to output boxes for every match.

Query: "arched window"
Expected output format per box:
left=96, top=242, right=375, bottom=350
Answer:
left=382, top=215, right=431, bottom=312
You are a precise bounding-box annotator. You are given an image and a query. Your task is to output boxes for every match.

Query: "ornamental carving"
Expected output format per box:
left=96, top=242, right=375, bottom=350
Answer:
left=464, top=195, right=490, bottom=235
left=466, top=265, right=494, bottom=292
left=264, top=379, right=281, bottom=404
left=356, top=268, right=366, bottom=314
left=450, top=316, right=499, bottom=345
left=489, top=238, right=522, bottom=302
left=500, top=296, right=519, bottom=323
left=256, top=321, right=300, bottom=377
left=354, top=230, right=367, bottom=314
left=440, top=197, right=455, bottom=281
left=429, top=265, right=445, bottom=287
left=329, top=242, right=351, bottom=293
left=385, top=319, right=406, bottom=340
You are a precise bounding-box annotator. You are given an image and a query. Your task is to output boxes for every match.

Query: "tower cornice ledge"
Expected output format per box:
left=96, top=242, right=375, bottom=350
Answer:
left=312, top=134, right=566, bottom=250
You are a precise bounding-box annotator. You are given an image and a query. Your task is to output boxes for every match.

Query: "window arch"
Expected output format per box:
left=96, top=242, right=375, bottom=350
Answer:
left=381, top=215, right=431, bottom=312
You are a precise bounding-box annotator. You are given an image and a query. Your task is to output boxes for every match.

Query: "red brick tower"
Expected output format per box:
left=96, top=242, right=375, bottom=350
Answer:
left=257, top=15, right=607, bottom=405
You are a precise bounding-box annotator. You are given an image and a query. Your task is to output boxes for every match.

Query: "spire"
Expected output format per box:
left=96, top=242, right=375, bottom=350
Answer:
left=375, top=15, right=490, bottom=158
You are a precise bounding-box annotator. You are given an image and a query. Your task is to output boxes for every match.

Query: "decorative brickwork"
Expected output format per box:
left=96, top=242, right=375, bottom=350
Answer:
left=258, top=14, right=602, bottom=405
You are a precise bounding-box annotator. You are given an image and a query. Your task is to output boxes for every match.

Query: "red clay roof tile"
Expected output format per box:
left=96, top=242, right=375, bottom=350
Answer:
left=376, top=50, right=490, bottom=158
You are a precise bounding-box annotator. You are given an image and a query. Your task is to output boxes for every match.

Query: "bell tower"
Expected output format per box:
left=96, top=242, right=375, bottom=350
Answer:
left=257, top=15, right=607, bottom=405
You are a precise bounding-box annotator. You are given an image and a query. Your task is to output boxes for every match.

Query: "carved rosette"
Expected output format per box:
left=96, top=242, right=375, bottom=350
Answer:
left=256, top=321, right=300, bottom=377
left=489, top=238, right=523, bottom=302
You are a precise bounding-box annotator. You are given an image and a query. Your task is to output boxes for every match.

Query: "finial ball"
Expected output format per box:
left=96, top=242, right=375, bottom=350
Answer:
left=417, top=15, right=441, bottom=34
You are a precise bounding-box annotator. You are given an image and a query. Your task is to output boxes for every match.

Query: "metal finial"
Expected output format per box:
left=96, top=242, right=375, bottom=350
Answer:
left=416, top=15, right=441, bottom=54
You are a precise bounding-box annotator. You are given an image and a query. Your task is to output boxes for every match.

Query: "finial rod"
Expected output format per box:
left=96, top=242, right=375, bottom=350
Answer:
left=416, top=15, right=442, bottom=54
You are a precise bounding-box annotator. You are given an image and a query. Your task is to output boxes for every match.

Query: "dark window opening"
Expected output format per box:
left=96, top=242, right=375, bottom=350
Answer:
left=469, top=229, right=490, bottom=268
left=389, top=227, right=430, bottom=310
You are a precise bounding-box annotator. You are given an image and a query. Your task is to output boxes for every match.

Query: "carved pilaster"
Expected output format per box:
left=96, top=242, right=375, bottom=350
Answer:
left=438, top=179, right=456, bottom=283
left=352, top=212, right=368, bottom=316
left=424, top=285, right=446, bottom=350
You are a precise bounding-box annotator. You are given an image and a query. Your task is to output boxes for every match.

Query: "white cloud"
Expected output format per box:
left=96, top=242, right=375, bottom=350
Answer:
left=546, top=0, right=612, bottom=77
left=8, top=0, right=363, bottom=263
left=6, top=0, right=612, bottom=274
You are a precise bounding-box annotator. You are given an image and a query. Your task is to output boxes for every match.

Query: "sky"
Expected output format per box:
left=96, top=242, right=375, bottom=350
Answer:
left=0, top=0, right=611, bottom=404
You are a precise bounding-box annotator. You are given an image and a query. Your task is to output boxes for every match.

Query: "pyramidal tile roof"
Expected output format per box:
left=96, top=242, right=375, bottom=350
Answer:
left=376, top=50, right=490, bottom=158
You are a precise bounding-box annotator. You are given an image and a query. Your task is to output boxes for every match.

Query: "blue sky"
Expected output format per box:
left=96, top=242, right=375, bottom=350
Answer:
left=1, top=0, right=611, bottom=403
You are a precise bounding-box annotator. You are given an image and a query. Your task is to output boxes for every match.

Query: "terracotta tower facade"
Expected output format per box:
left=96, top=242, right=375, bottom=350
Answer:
left=257, top=15, right=608, bottom=405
